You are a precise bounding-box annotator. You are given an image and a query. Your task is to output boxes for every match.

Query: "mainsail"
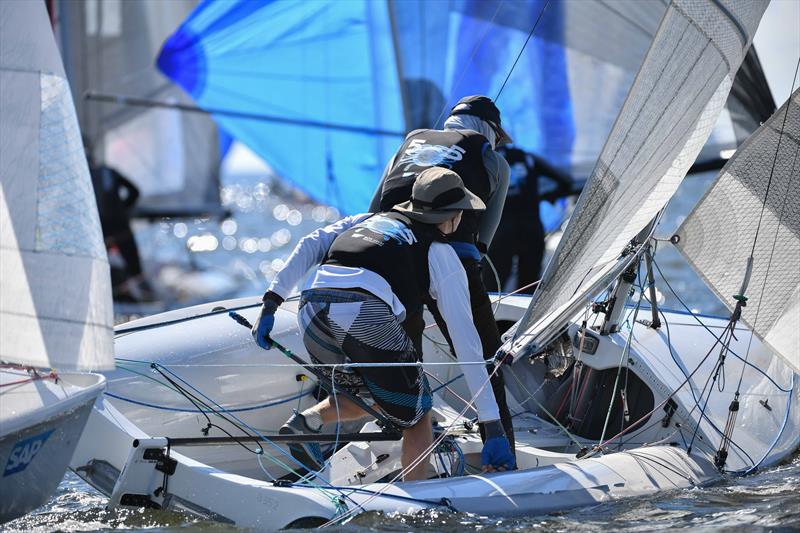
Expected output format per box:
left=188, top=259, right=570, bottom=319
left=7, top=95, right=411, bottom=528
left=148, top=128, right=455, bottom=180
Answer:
left=676, top=88, right=800, bottom=373
left=0, top=0, right=114, bottom=371
left=509, top=0, right=769, bottom=353
left=55, top=0, right=223, bottom=218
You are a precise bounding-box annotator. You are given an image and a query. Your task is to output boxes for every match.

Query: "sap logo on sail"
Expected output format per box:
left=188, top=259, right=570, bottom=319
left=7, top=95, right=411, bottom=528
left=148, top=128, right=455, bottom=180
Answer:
left=3, top=429, right=54, bottom=477
left=354, top=216, right=417, bottom=245
left=398, top=139, right=465, bottom=177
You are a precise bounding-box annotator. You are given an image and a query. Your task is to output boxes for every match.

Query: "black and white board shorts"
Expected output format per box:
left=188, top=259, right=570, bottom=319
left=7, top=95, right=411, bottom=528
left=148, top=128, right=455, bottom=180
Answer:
left=298, top=288, right=432, bottom=429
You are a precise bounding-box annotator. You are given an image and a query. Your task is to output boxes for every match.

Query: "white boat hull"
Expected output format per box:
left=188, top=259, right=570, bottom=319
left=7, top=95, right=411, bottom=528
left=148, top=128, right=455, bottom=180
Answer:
left=0, top=370, right=105, bottom=524
left=72, top=396, right=719, bottom=528
left=69, top=295, right=799, bottom=527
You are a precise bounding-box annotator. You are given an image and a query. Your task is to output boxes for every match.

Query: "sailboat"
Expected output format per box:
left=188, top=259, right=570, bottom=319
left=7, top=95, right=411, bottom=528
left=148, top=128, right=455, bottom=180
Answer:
left=46, top=0, right=239, bottom=316
left=67, top=0, right=798, bottom=528
left=0, top=1, right=116, bottom=524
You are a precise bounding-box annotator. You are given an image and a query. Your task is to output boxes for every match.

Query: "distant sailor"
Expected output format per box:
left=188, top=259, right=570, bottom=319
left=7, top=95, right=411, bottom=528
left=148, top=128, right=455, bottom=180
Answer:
left=252, top=168, right=515, bottom=480
left=369, top=95, right=516, bottom=455
left=485, top=146, right=574, bottom=294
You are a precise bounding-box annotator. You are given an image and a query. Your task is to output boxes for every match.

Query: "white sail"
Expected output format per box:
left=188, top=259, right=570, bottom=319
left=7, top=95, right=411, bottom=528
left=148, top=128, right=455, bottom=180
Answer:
left=509, top=0, right=769, bottom=353
left=676, top=88, right=800, bottom=372
left=0, top=0, right=114, bottom=371
left=55, top=0, right=223, bottom=218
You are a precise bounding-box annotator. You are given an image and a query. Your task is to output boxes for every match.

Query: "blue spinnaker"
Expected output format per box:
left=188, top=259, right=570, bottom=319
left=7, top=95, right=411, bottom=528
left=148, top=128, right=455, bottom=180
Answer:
left=158, top=0, right=760, bottom=218
left=158, top=0, right=404, bottom=214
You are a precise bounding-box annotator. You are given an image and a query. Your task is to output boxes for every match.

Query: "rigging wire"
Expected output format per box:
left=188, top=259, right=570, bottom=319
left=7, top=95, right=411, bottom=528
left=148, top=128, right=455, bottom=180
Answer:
left=430, top=1, right=506, bottom=129
left=149, top=363, right=363, bottom=509
left=504, top=365, right=584, bottom=450
left=495, top=0, right=551, bottom=103
left=734, top=56, right=800, bottom=391
left=715, top=57, right=800, bottom=470
left=649, top=261, right=791, bottom=393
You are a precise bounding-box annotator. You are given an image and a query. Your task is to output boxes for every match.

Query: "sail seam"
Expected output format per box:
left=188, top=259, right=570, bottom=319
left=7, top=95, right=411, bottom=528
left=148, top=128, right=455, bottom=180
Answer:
left=1, top=310, right=114, bottom=329
left=671, top=2, right=733, bottom=73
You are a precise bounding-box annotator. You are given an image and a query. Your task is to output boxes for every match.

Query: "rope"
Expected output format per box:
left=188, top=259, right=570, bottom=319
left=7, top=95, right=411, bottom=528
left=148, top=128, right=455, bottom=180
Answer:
left=0, top=369, right=58, bottom=388
left=735, top=57, right=800, bottom=392
left=104, top=389, right=312, bottom=414
left=596, top=281, right=646, bottom=450
left=116, top=358, right=498, bottom=369
left=149, top=363, right=362, bottom=509
left=504, top=365, right=584, bottom=450
left=650, top=260, right=791, bottom=392
left=495, top=1, right=551, bottom=103
left=717, top=57, right=800, bottom=470
left=483, top=253, right=503, bottom=314
left=321, top=353, right=506, bottom=527
left=430, top=1, right=505, bottom=129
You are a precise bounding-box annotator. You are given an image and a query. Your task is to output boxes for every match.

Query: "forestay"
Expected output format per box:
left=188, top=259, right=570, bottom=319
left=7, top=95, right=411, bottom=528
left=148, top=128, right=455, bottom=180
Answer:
left=676, top=88, right=800, bottom=373
left=0, top=1, right=115, bottom=371
left=509, top=0, right=768, bottom=354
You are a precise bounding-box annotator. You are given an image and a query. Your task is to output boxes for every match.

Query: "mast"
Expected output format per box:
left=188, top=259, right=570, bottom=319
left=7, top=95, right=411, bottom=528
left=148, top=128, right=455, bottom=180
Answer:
left=599, top=215, right=661, bottom=335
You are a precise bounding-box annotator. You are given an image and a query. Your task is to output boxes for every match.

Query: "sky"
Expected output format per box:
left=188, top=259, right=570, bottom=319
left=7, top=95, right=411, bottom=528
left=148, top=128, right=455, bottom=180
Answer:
left=753, top=0, right=800, bottom=105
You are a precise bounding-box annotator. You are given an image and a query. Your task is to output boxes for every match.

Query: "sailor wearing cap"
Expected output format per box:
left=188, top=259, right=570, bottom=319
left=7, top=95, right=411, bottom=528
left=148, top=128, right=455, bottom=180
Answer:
left=369, top=95, right=516, bottom=457
left=252, top=167, right=515, bottom=480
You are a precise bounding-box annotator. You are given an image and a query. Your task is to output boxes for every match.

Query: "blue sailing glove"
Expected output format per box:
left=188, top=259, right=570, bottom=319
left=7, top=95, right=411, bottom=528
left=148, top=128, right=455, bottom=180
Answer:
left=481, top=420, right=515, bottom=472
left=251, top=291, right=283, bottom=349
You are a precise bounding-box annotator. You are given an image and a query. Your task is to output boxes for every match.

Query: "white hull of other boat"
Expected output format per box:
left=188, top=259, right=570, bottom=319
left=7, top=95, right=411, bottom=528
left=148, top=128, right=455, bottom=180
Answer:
left=69, top=295, right=799, bottom=528
left=0, top=370, right=105, bottom=523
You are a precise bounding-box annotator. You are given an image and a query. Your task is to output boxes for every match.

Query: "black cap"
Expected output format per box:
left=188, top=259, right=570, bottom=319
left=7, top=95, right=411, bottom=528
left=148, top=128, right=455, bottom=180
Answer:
left=449, top=95, right=512, bottom=145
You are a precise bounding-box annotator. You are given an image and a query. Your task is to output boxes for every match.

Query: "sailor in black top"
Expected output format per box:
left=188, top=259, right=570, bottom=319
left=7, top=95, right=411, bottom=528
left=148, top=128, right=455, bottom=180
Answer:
left=369, top=95, right=517, bottom=455
left=252, top=168, right=515, bottom=481
left=484, top=146, right=574, bottom=294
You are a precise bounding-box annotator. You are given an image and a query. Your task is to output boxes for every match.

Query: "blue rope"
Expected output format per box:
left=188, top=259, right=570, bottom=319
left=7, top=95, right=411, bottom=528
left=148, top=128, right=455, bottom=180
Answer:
left=104, top=390, right=313, bottom=413
left=431, top=373, right=464, bottom=393
left=653, top=259, right=791, bottom=393
left=151, top=363, right=361, bottom=509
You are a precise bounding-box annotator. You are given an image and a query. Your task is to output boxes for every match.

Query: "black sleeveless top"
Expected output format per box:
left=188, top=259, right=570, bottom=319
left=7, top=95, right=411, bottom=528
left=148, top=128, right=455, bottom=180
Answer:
left=324, top=211, right=446, bottom=317
left=379, top=129, right=491, bottom=245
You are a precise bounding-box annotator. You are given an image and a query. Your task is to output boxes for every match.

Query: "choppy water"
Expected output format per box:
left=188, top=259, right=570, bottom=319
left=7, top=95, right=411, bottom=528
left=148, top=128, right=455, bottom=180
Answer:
left=5, top=165, right=798, bottom=532
left=6, top=453, right=799, bottom=532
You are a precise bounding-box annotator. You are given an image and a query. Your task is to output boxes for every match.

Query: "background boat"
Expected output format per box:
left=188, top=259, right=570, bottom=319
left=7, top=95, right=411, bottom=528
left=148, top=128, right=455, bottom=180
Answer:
left=0, top=0, right=115, bottom=523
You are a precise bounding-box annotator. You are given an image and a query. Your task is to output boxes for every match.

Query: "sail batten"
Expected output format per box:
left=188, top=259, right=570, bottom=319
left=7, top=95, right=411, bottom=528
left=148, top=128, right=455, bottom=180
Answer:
left=509, top=0, right=768, bottom=354
left=676, top=88, right=800, bottom=372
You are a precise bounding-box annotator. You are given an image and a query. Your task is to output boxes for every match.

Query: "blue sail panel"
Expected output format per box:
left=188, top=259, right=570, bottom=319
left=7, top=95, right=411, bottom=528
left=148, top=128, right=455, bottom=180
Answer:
left=158, top=0, right=404, bottom=214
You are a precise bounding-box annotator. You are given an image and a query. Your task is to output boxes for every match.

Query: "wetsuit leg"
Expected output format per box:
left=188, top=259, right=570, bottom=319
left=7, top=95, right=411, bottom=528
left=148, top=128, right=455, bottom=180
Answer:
left=515, top=220, right=545, bottom=294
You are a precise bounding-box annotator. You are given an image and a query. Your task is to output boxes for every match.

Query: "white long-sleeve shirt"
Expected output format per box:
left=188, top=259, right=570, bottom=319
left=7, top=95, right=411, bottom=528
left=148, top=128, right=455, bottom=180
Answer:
left=268, top=214, right=501, bottom=422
